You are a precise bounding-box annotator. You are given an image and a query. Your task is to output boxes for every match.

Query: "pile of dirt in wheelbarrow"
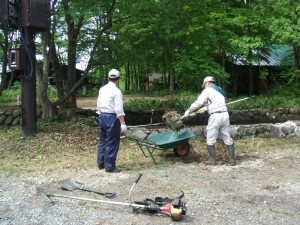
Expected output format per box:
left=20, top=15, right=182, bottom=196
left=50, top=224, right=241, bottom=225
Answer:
left=0, top=121, right=299, bottom=224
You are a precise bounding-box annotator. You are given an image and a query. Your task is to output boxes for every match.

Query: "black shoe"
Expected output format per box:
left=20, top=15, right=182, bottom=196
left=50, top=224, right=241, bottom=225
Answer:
left=98, top=164, right=105, bottom=170
left=105, top=168, right=122, bottom=173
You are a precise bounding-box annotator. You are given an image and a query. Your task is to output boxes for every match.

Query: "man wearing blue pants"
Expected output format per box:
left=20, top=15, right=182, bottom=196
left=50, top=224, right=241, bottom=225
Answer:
left=96, top=69, right=127, bottom=173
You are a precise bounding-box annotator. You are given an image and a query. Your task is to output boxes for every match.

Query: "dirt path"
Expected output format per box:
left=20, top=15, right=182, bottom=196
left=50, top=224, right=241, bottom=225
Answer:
left=1, top=144, right=299, bottom=225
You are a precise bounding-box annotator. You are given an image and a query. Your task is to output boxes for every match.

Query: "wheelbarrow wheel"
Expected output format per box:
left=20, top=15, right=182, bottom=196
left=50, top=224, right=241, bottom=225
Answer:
left=173, top=143, right=190, bottom=157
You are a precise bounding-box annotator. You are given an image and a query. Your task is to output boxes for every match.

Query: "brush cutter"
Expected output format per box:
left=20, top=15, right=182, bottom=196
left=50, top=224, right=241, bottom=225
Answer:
left=61, top=178, right=116, bottom=199
left=47, top=174, right=187, bottom=221
left=167, top=97, right=250, bottom=131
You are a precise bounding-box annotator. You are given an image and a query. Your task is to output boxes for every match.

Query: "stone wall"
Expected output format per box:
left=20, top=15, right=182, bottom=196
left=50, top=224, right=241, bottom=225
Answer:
left=1, top=108, right=300, bottom=139
left=125, top=108, right=300, bottom=126
left=0, top=109, right=22, bottom=126
left=0, top=108, right=42, bottom=127
left=126, top=120, right=300, bottom=140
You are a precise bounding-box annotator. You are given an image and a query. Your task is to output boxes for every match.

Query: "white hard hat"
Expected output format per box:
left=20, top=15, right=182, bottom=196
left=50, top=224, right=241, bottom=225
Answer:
left=202, top=76, right=215, bottom=87
left=108, top=69, right=120, bottom=78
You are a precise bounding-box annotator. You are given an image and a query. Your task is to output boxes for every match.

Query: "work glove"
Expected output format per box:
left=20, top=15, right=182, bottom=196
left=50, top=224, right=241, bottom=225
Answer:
left=121, top=123, right=127, bottom=133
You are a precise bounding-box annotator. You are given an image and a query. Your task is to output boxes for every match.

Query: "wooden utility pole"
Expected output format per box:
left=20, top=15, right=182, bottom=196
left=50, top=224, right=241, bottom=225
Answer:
left=0, top=0, right=51, bottom=137
left=21, top=28, right=37, bottom=137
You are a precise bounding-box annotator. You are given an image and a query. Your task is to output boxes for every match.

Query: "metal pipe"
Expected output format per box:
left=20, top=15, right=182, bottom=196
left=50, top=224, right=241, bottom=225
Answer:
left=47, top=193, right=148, bottom=208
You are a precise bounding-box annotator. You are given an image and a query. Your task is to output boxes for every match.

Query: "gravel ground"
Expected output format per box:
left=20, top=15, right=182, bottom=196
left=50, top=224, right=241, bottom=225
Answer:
left=1, top=144, right=300, bottom=225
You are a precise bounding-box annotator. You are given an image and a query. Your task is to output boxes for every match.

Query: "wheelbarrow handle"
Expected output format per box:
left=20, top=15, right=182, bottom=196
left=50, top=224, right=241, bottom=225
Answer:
left=78, top=187, right=116, bottom=198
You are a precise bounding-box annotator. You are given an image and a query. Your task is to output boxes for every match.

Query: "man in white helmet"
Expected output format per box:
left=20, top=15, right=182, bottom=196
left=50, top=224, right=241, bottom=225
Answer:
left=96, top=69, right=127, bottom=173
left=183, top=76, right=236, bottom=166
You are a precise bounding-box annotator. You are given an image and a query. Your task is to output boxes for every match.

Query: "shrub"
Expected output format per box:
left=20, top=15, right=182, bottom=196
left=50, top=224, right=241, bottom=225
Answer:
left=124, top=96, right=195, bottom=111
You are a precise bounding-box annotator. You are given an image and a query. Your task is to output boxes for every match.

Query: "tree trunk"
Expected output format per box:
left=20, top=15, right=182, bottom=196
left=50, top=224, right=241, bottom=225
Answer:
left=167, top=42, right=176, bottom=92
left=0, top=28, right=8, bottom=95
left=36, top=66, right=55, bottom=119
left=49, top=27, right=65, bottom=105
left=63, top=0, right=84, bottom=109
left=221, top=57, right=227, bottom=91
left=270, top=68, right=279, bottom=87
left=248, top=64, right=254, bottom=95
left=125, top=61, right=130, bottom=91
left=293, top=45, right=300, bottom=69
left=233, top=75, right=238, bottom=96
left=146, top=71, right=149, bottom=91
left=169, top=68, right=175, bottom=92
left=66, top=38, right=77, bottom=108
left=52, top=0, right=115, bottom=108
left=7, top=70, right=15, bottom=89
left=36, top=32, right=56, bottom=119
left=131, top=64, right=134, bottom=90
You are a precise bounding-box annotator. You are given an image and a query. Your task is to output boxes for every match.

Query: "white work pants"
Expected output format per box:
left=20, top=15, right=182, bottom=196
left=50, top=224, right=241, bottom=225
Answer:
left=206, top=112, right=233, bottom=146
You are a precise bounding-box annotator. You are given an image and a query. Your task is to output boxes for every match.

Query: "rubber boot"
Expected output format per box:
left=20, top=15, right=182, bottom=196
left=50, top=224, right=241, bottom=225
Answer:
left=205, top=145, right=216, bottom=165
left=227, top=144, right=236, bottom=166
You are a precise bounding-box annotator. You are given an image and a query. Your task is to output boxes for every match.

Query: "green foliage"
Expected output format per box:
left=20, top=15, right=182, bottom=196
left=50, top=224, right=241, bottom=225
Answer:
left=124, top=99, right=162, bottom=110
left=174, top=50, right=230, bottom=91
left=268, top=0, right=300, bottom=45
left=229, top=83, right=300, bottom=109
left=0, top=82, right=21, bottom=106
left=2, top=0, right=300, bottom=107
left=229, top=96, right=295, bottom=110
left=260, top=131, right=271, bottom=139
left=265, top=82, right=300, bottom=98
left=124, top=96, right=195, bottom=111
left=125, top=82, right=300, bottom=111
left=47, top=85, right=58, bottom=99
left=85, top=87, right=99, bottom=97
left=279, top=68, right=300, bottom=84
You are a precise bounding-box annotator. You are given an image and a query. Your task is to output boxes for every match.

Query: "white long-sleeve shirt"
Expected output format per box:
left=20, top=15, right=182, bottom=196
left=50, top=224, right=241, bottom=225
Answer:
left=188, top=86, right=227, bottom=114
left=96, top=82, right=125, bottom=117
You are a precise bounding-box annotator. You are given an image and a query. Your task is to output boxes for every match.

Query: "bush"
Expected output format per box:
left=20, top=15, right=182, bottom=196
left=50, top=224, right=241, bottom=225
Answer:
left=124, top=96, right=195, bottom=111
left=0, top=82, right=21, bottom=107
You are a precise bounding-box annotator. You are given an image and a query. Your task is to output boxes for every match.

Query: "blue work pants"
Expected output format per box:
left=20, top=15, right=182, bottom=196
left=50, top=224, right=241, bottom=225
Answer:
left=97, top=113, right=120, bottom=170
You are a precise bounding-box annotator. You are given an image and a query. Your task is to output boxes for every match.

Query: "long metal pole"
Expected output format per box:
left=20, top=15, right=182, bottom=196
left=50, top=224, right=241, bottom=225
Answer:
left=47, top=193, right=146, bottom=208
left=21, top=28, right=37, bottom=137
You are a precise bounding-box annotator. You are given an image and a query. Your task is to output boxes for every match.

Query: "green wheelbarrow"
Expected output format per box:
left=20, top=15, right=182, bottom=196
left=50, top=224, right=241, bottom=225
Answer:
left=127, top=129, right=195, bottom=164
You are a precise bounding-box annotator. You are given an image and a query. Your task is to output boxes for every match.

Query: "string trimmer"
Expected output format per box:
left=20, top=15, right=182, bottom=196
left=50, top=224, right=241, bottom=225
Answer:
left=46, top=174, right=187, bottom=221
left=167, top=97, right=250, bottom=131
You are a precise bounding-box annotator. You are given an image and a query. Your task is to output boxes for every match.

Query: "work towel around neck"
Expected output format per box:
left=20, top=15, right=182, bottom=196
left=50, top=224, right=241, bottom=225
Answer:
left=210, top=84, right=225, bottom=97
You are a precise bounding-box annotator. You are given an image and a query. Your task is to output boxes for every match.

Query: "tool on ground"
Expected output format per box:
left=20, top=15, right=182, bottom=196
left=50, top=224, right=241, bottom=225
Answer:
left=61, top=178, right=116, bottom=199
left=47, top=174, right=187, bottom=221
left=167, top=97, right=250, bottom=131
